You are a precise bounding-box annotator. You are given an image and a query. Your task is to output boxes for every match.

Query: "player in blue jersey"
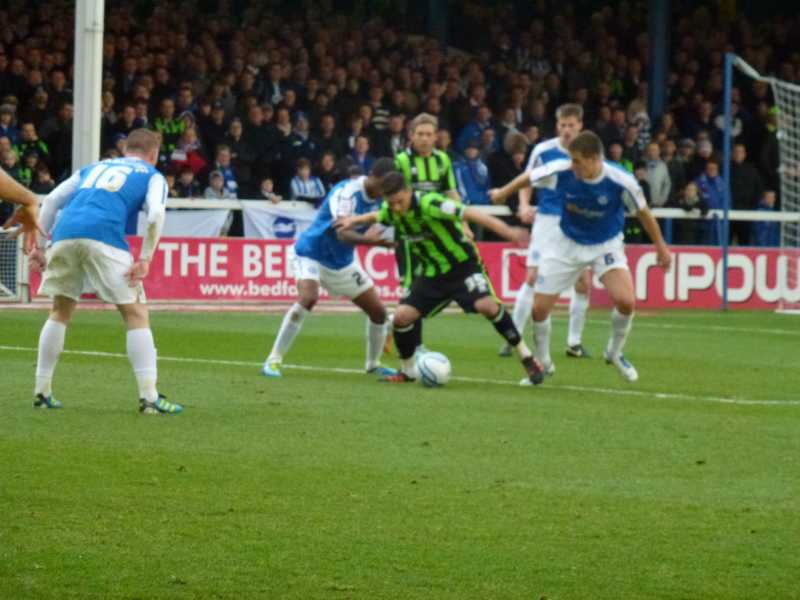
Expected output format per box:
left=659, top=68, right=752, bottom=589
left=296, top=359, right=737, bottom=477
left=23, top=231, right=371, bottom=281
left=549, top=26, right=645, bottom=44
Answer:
left=492, top=131, right=671, bottom=382
left=27, top=129, right=181, bottom=414
left=262, top=158, right=399, bottom=378
left=495, top=103, right=593, bottom=359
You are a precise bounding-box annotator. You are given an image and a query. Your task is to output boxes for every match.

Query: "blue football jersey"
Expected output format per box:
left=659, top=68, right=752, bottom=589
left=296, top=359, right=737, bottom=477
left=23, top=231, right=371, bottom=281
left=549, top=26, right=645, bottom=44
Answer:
left=52, top=157, right=167, bottom=252
left=294, top=176, right=381, bottom=269
left=525, top=137, right=570, bottom=216
left=530, top=159, right=647, bottom=244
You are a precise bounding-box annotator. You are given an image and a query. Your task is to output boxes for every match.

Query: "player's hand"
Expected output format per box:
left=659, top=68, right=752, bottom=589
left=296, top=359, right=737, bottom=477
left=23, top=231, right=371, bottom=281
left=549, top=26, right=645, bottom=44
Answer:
left=28, top=248, right=47, bottom=272
left=333, top=216, right=355, bottom=231
left=462, top=221, right=475, bottom=241
left=126, top=259, right=151, bottom=287
left=488, top=188, right=505, bottom=204
left=656, top=245, right=672, bottom=271
left=508, top=226, right=530, bottom=246
left=270, top=195, right=282, bottom=204
left=3, top=204, right=45, bottom=254
left=517, top=205, right=536, bottom=225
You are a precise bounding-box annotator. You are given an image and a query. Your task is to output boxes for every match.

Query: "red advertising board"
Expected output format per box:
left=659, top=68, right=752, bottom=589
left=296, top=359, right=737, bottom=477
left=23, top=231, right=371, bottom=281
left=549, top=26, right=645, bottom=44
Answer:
left=29, top=237, right=799, bottom=309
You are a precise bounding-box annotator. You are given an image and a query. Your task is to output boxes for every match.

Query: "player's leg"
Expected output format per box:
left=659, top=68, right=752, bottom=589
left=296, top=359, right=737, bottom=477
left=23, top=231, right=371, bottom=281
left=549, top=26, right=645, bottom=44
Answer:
left=117, top=301, right=182, bottom=413
left=263, top=255, right=320, bottom=377
left=599, top=267, right=638, bottom=382
left=386, top=303, right=423, bottom=382
left=566, top=269, right=592, bottom=358
left=501, top=265, right=537, bottom=357
left=33, top=294, right=76, bottom=408
left=34, top=240, right=85, bottom=408
left=531, top=292, right=561, bottom=375
left=350, top=287, right=397, bottom=375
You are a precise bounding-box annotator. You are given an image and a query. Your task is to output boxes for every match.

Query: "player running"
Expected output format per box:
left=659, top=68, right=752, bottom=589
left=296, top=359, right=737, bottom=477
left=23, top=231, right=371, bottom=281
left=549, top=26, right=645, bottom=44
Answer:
left=494, top=103, right=593, bottom=360
left=262, top=158, right=398, bottom=378
left=28, top=129, right=181, bottom=414
left=493, top=131, right=670, bottom=382
left=335, top=171, right=545, bottom=386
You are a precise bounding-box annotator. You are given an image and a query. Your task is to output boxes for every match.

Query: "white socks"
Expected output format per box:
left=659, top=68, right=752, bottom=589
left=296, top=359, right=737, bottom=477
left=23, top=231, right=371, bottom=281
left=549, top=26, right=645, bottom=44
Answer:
left=512, top=281, right=535, bottom=337
left=567, top=291, right=589, bottom=347
left=607, top=308, right=633, bottom=359
left=366, top=318, right=387, bottom=371
left=400, top=356, right=419, bottom=379
left=268, top=303, right=309, bottom=362
left=533, top=316, right=552, bottom=367
left=127, top=328, right=158, bottom=402
left=35, top=319, right=66, bottom=397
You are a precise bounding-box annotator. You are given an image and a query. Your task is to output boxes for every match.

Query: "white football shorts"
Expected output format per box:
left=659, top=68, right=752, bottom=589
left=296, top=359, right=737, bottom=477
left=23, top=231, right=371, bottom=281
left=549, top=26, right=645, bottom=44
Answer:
left=535, top=229, right=628, bottom=296
left=39, top=238, right=145, bottom=305
left=526, top=213, right=562, bottom=267
left=293, top=255, right=373, bottom=299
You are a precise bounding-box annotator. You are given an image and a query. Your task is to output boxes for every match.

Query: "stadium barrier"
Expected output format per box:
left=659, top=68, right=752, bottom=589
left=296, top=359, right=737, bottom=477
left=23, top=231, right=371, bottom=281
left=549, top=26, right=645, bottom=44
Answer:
left=24, top=237, right=799, bottom=309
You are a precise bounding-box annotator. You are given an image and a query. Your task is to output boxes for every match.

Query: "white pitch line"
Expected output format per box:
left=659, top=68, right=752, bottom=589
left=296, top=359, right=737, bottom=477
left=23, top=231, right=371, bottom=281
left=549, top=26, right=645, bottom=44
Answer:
left=585, top=318, right=800, bottom=337
left=1, top=344, right=797, bottom=407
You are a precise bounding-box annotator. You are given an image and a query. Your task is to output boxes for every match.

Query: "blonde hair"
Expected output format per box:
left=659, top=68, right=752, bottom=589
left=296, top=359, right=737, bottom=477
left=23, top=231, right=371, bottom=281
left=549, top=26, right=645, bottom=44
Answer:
left=555, top=103, right=583, bottom=121
left=409, top=112, right=438, bottom=133
left=125, top=128, right=161, bottom=154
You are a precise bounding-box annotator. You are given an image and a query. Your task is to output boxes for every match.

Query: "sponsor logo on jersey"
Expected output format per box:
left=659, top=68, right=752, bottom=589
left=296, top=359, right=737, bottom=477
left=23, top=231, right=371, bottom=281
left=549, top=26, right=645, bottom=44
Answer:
left=598, top=195, right=609, bottom=206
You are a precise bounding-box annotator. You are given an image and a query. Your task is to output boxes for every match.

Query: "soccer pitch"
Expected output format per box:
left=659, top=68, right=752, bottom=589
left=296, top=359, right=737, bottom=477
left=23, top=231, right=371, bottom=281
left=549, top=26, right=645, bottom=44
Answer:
left=1, top=308, right=798, bottom=599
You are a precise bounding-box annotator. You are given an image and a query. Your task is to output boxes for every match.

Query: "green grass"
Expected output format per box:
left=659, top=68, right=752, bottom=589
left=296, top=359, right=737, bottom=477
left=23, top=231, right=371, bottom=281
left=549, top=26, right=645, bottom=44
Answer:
left=1, top=308, right=799, bottom=599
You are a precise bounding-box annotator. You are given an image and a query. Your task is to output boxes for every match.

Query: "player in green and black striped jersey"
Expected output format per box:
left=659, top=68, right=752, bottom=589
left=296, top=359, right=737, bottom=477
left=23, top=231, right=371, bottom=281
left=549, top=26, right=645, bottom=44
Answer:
left=393, top=112, right=460, bottom=286
left=335, top=172, right=545, bottom=386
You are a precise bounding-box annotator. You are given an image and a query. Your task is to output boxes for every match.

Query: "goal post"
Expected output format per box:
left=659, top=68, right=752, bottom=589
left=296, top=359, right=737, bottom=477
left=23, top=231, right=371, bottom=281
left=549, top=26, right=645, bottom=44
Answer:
left=725, top=53, right=800, bottom=313
left=0, top=230, right=28, bottom=302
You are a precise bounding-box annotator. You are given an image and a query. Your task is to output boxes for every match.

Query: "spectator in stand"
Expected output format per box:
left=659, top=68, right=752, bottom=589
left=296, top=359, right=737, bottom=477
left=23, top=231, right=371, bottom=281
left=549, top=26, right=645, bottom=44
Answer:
left=21, top=86, right=50, bottom=130
left=31, top=164, right=55, bottom=195
left=14, top=122, right=49, bottom=167
left=242, top=104, right=276, bottom=166
left=211, top=144, right=238, bottom=197
left=289, top=158, right=326, bottom=207
left=201, top=102, right=229, bottom=158
left=687, top=100, right=715, bottom=140
left=153, top=97, right=186, bottom=161
left=621, top=125, right=641, bottom=166
left=41, top=100, right=73, bottom=179
left=661, top=139, right=686, bottom=205
left=654, top=111, right=681, bottom=142
left=436, top=128, right=458, bottom=162
left=753, top=190, right=780, bottom=247
left=316, top=151, right=339, bottom=192
left=690, top=138, right=716, bottom=181
left=284, top=112, right=317, bottom=166
left=170, top=127, right=208, bottom=176
left=108, top=103, right=140, bottom=148
left=730, top=143, right=763, bottom=246
left=223, top=118, right=256, bottom=193
left=644, top=142, right=671, bottom=208
left=695, top=159, right=726, bottom=245
left=456, top=105, right=493, bottom=154
left=258, top=177, right=283, bottom=204
left=315, top=113, right=345, bottom=160
left=677, top=181, right=708, bottom=244
left=350, top=134, right=374, bottom=173
left=174, top=166, right=203, bottom=198
left=624, top=160, right=651, bottom=243
left=608, top=141, right=632, bottom=172
left=367, top=85, right=390, bottom=132
left=2, top=149, right=22, bottom=182
left=0, top=105, right=19, bottom=144
left=600, top=107, right=628, bottom=146
left=627, top=99, right=651, bottom=151
left=204, top=170, right=237, bottom=200
left=454, top=139, right=491, bottom=205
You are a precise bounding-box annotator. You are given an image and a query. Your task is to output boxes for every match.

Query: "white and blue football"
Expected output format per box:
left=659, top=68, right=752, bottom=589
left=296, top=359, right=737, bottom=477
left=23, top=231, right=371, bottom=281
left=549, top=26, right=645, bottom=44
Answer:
left=416, top=352, right=452, bottom=387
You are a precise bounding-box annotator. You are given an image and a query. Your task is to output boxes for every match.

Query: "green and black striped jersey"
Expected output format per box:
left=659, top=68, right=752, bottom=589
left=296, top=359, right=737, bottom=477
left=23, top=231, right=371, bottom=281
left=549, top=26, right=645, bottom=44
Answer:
left=394, top=149, right=457, bottom=194
left=376, top=192, right=477, bottom=278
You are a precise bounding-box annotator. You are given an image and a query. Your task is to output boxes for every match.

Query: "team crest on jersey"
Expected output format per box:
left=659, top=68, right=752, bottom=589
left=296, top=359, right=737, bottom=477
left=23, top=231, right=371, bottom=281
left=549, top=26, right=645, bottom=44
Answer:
left=598, top=195, right=609, bottom=206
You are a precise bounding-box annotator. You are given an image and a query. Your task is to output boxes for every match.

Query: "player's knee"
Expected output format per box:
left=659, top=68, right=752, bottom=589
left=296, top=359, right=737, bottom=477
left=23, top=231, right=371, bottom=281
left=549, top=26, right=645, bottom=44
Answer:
left=574, top=274, right=590, bottom=294
left=367, top=305, right=387, bottom=324
left=393, top=306, right=415, bottom=328
left=299, top=291, right=318, bottom=310
left=475, top=297, right=499, bottom=317
left=615, top=296, right=635, bottom=315
left=49, top=309, right=71, bottom=325
left=532, top=304, right=550, bottom=322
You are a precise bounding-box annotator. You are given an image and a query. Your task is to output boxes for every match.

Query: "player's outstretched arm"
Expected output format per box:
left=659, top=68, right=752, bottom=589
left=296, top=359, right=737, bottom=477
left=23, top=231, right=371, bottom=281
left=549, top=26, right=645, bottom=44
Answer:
left=463, top=207, right=529, bottom=244
left=336, top=224, right=394, bottom=247
left=333, top=212, right=379, bottom=231
left=0, top=169, right=44, bottom=253
left=636, top=206, right=672, bottom=270
left=488, top=171, right=530, bottom=205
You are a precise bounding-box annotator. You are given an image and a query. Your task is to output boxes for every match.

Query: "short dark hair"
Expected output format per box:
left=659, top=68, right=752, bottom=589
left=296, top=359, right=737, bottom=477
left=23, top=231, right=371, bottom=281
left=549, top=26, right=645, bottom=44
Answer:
left=369, top=157, right=396, bottom=178
left=568, top=131, right=603, bottom=158
left=380, top=171, right=408, bottom=196
left=556, top=103, right=584, bottom=121
left=297, top=158, right=311, bottom=170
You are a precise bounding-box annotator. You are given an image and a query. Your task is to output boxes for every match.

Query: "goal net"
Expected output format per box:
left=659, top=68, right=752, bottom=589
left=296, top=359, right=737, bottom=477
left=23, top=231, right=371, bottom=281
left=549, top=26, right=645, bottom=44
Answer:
left=0, top=229, right=26, bottom=302
left=733, top=56, right=800, bottom=312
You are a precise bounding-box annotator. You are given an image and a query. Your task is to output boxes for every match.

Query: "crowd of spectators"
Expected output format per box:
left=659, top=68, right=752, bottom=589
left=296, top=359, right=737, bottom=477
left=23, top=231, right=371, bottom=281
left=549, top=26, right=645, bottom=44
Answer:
left=0, top=0, right=795, bottom=246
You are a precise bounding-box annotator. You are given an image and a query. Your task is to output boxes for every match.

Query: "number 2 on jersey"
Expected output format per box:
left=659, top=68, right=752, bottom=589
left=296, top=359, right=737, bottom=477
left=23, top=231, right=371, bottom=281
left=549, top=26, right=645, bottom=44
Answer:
left=81, top=164, right=133, bottom=192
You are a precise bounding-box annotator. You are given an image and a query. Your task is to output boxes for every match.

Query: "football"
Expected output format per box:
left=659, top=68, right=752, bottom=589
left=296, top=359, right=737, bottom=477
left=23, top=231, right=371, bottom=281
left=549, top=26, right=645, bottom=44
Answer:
left=416, top=351, right=452, bottom=387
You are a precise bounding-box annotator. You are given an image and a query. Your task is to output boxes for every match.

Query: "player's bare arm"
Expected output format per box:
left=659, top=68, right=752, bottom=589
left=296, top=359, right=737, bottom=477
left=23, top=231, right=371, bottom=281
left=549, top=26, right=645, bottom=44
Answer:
left=336, top=225, right=395, bottom=247
left=636, top=206, right=672, bottom=270
left=334, top=212, right=379, bottom=231
left=0, top=169, right=44, bottom=252
left=463, top=207, right=529, bottom=245
left=128, top=174, right=167, bottom=287
left=516, top=186, right=536, bottom=224
left=489, top=171, right=530, bottom=204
